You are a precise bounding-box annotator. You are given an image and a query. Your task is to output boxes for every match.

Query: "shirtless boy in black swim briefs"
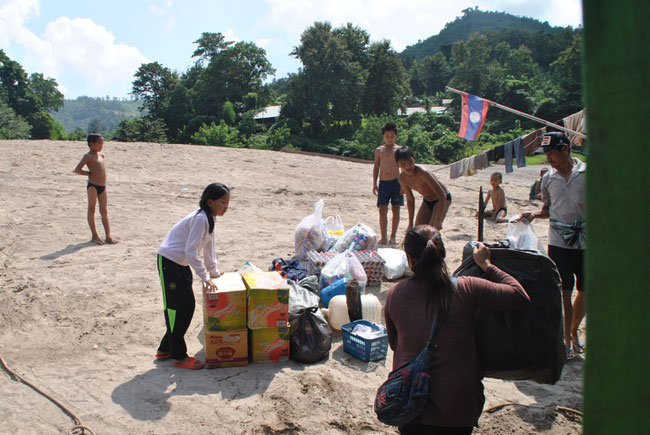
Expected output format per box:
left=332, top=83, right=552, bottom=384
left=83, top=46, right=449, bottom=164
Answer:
left=73, top=134, right=117, bottom=245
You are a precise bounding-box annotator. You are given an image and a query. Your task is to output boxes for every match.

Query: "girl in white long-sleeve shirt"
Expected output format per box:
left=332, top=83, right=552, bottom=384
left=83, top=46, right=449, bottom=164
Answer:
left=155, top=182, right=230, bottom=370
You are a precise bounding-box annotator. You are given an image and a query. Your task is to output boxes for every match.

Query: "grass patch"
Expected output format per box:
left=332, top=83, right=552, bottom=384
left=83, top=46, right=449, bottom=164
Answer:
left=525, top=154, right=548, bottom=165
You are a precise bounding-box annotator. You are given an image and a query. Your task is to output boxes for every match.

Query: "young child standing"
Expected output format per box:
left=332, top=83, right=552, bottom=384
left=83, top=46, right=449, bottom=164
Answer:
left=73, top=133, right=117, bottom=245
left=395, top=146, right=452, bottom=231
left=484, top=172, right=508, bottom=222
left=156, top=183, right=230, bottom=370
left=373, top=122, right=403, bottom=246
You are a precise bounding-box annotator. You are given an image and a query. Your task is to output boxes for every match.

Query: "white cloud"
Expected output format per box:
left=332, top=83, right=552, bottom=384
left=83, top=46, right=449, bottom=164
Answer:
left=0, top=0, right=39, bottom=46
left=148, top=0, right=173, bottom=15
left=1, top=0, right=148, bottom=98
left=256, top=38, right=272, bottom=50
left=223, top=29, right=241, bottom=43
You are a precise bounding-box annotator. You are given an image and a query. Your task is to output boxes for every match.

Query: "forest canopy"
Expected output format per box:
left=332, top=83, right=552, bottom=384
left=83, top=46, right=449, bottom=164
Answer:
left=3, top=8, right=583, bottom=164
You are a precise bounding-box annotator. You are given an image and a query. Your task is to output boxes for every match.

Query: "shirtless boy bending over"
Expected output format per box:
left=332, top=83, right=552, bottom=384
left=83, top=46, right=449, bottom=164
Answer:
left=395, top=146, right=452, bottom=231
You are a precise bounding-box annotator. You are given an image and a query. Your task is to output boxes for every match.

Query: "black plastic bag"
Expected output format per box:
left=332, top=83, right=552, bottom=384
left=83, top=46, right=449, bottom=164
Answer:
left=453, top=242, right=566, bottom=384
left=290, top=307, right=332, bottom=364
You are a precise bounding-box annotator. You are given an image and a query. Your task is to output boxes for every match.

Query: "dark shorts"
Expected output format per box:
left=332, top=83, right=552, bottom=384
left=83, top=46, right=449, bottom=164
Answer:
left=87, top=181, right=106, bottom=195
left=423, top=192, right=453, bottom=210
left=548, top=245, right=585, bottom=292
left=377, top=178, right=404, bottom=206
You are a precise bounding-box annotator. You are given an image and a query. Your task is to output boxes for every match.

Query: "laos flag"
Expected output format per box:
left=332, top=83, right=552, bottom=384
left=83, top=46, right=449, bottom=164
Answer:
left=458, top=93, right=490, bottom=141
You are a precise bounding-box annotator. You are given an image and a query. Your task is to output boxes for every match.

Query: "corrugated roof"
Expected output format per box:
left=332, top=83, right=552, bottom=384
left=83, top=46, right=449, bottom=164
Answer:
left=254, top=105, right=282, bottom=119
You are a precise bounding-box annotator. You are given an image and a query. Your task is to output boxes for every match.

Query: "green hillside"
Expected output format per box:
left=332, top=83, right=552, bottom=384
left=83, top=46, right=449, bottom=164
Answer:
left=401, top=7, right=573, bottom=68
left=51, top=96, right=143, bottom=133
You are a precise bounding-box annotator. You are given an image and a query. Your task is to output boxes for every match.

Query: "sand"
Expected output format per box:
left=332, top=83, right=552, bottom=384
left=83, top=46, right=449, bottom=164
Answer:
left=0, top=139, right=583, bottom=434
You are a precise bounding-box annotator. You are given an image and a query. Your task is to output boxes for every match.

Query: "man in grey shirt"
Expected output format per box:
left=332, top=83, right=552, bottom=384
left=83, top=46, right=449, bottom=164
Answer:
left=520, top=132, right=586, bottom=359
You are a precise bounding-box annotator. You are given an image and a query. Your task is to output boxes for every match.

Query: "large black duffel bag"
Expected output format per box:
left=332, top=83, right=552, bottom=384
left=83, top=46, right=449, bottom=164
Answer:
left=453, top=242, right=566, bottom=384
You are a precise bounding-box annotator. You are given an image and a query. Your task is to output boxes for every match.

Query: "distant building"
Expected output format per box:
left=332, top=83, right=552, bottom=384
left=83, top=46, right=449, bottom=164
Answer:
left=397, top=106, right=447, bottom=117
left=254, top=105, right=281, bottom=125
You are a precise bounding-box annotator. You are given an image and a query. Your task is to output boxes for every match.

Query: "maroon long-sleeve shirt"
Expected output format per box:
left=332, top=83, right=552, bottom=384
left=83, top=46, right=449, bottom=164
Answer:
left=384, top=265, right=529, bottom=427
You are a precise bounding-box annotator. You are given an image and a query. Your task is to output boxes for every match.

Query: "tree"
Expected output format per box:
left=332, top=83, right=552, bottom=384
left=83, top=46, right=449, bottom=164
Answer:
left=449, top=33, right=492, bottom=96
left=409, top=52, right=451, bottom=96
left=115, top=117, right=167, bottom=142
left=28, top=73, right=64, bottom=112
left=551, top=31, right=583, bottom=115
left=192, top=41, right=274, bottom=119
left=0, top=101, right=31, bottom=139
left=191, top=32, right=234, bottom=65
left=362, top=40, right=410, bottom=116
left=285, top=22, right=372, bottom=134
left=131, top=62, right=178, bottom=119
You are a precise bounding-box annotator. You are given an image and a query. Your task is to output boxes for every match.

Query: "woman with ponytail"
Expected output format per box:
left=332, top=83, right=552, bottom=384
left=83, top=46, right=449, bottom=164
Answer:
left=384, top=225, right=529, bottom=434
left=156, top=183, right=230, bottom=370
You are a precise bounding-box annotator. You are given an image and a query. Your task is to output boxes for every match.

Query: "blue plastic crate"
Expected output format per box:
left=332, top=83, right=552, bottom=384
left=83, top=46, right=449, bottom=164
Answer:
left=341, top=320, right=388, bottom=362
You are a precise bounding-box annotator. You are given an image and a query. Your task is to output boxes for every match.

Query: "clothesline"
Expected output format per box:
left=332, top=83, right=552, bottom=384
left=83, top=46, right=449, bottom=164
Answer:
left=448, top=107, right=586, bottom=179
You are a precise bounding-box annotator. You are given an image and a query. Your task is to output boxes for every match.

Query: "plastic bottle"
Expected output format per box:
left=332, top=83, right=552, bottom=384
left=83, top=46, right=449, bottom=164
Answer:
left=327, top=294, right=382, bottom=330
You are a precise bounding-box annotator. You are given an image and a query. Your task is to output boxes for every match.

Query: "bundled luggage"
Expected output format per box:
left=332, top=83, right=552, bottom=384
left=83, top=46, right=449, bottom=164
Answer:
left=453, top=242, right=566, bottom=384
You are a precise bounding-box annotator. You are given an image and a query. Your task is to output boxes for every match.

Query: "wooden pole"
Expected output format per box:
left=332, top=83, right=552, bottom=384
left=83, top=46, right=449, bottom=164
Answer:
left=478, top=186, right=484, bottom=242
left=445, top=86, right=587, bottom=139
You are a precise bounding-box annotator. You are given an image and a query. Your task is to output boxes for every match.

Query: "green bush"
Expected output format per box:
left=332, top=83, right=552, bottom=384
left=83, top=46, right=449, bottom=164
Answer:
left=0, top=102, right=31, bottom=139
left=191, top=120, right=242, bottom=147
left=115, top=117, right=168, bottom=142
left=267, top=125, right=290, bottom=150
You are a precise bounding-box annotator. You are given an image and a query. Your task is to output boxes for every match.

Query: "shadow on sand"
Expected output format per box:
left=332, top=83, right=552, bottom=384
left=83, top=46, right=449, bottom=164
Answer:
left=39, top=241, right=95, bottom=260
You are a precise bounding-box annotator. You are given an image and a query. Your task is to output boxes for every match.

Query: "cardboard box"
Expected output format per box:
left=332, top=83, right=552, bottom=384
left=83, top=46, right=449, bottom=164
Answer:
left=242, top=272, right=290, bottom=329
left=204, top=329, right=248, bottom=368
left=249, top=327, right=290, bottom=363
left=203, top=272, right=247, bottom=331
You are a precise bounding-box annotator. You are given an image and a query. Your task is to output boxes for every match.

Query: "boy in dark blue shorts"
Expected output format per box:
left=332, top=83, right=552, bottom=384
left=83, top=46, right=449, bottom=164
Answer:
left=373, top=122, right=403, bottom=246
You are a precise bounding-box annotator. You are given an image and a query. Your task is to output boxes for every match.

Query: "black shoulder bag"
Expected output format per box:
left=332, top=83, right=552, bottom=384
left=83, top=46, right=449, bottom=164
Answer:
left=374, top=278, right=455, bottom=427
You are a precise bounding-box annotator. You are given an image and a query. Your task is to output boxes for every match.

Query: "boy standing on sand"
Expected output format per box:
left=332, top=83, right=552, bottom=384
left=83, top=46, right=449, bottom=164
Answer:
left=73, top=134, right=117, bottom=245
left=395, top=146, right=452, bottom=231
left=373, top=122, right=403, bottom=246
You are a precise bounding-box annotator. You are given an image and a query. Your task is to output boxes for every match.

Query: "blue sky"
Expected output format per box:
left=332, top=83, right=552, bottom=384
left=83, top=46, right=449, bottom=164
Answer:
left=0, top=0, right=583, bottom=100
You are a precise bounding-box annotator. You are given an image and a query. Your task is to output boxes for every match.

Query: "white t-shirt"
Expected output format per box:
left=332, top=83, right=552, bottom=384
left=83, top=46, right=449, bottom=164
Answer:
left=541, top=157, right=586, bottom=249
left=157, top=209, right=219, bottom=282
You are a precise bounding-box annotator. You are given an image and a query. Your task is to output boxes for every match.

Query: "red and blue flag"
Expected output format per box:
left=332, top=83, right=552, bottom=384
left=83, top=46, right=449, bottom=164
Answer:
left=458, top=93, right=490, bottom=141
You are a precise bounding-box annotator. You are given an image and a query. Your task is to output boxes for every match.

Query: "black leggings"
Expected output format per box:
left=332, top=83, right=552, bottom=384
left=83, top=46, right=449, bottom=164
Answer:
left=157, top=255, right=195, bottom=360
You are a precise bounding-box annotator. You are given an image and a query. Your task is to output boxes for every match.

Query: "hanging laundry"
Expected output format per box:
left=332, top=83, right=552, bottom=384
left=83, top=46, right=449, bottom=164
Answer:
left=475, top=150, right=490, bottom=171
left=491, top=144, right=504, bottom=162
left=514, top=138, right=526, bottom=168
left=563, top=109, right=586, bottom=146
left=521, top=129, right=543, bottom=154
left=450, top=159, right=462, bottom=179
left=504, top=139, right=515, bottom=173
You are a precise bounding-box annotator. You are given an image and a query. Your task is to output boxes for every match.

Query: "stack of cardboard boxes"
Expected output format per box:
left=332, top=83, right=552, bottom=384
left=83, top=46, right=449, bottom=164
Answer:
left=202, top=271, right=290, bottom=367
left=242, top=271, right=291, bottom=363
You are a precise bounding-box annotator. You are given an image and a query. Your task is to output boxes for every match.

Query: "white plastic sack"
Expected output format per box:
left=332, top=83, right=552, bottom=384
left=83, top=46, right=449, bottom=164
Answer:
left=332, top=222, right=378, bottom=253
left=377, top=248, right=412, bottom=280
left=295, top=199, right=328, bottom=259
left=319, top=251, right=367, bottom=291
left=507, top=216, right=546, bottom=253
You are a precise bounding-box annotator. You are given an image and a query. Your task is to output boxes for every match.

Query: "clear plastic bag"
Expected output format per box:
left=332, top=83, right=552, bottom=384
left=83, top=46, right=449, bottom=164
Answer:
left=332, top=222, right=378, bottom=253
left=323, top=215, right=345, bottom=251
left=506, top=216, right=546, bottom=253
left=319, top=251, right=367, bottom=291
left=294, top=199, right=327, bottom=259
